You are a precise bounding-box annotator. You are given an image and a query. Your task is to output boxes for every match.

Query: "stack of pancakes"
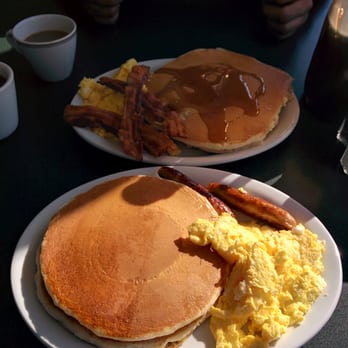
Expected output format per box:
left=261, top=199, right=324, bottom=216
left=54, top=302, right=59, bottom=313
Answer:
left=36, top=175, right=228, bottom=347
left=146, top=48, right=294, bottom=153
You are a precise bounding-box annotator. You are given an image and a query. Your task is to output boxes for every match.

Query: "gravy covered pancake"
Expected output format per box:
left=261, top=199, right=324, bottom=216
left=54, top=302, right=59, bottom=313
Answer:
left=146, top=48, right=294, bottom=153
left=37, top=175, right=228, bottom=347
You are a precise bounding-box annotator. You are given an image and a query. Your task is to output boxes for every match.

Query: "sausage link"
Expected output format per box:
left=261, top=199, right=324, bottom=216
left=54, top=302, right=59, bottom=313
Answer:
left=158, top=167, right=234, bottom=216
left=208, top=183, right=297, bottom=230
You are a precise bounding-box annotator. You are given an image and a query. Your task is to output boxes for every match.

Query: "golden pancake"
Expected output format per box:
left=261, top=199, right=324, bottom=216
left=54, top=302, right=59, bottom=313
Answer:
left=35, top=268, right=208, bottom=348
left=39, top=175, right=227, bottom=343
left=146, top=48, right=293, bottom=153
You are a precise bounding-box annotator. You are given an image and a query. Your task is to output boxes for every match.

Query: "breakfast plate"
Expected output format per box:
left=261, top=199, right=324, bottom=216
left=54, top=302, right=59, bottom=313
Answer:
left=11, top=166, right=342, bottom=348
left=71, top=59, right=300, bottom=166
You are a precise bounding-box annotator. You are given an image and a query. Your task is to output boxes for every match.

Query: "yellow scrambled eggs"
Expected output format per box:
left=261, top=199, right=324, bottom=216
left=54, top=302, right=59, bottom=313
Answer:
left=78, top=58, right=138, bottom=114
left=77, top=58, right=138, bottom=138
left=188, top=213, right=326, bottom=348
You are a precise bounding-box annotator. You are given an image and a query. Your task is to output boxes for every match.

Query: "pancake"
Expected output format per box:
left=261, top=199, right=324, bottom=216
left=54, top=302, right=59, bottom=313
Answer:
left=146, top=48, right=293, bottom=153
left=35, top=268, right=208, bottom=348
left=38, top=175, right=227, bottom=345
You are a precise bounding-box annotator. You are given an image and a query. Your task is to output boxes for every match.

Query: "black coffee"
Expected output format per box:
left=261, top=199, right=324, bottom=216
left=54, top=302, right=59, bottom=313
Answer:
left=25, top=30, right=68, bottom=43
left=0, top=76, right=6, bottom=87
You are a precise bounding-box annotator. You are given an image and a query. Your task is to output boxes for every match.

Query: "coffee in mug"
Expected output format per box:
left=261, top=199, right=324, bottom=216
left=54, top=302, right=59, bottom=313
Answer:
left=6, top=14, right=77, bottom=82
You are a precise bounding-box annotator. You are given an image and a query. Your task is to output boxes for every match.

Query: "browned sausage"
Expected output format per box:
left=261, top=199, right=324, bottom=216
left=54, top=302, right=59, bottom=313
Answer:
left=208, top=183, right=297, bottom=230
left=158, top=167, right=234, bottom=216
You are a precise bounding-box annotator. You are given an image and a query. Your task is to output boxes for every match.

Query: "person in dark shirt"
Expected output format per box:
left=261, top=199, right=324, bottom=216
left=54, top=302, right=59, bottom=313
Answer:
left=262, top=0, right=315, bottom=39
left=81, top=0, right=315, bottom=39
left=82, top=0, right=123, bottom=25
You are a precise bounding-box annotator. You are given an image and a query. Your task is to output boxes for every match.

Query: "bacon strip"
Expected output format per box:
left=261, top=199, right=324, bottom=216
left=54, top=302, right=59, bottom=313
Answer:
left=118, top=65, right=150, bottom=161
left=98, top=76, right=127, bottom=93
left=208, top=183, right=297, bottom=230
left=119, top=85, right=143, bottom=160
left=63, top=105, right=121, bottom=134
left=142, top=126, right=181, bottom=157
left=98, top=76, right=186, bottom=138
left=64, top=104, right=181, bottom=157
left=158, top=167, right=234, bottom=216
left=142, top=96, right=186, bottom=138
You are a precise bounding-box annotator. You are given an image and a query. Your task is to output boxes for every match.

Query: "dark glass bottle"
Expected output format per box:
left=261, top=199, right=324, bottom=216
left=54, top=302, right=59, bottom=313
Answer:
left=304, top=0, right=348, bottom=122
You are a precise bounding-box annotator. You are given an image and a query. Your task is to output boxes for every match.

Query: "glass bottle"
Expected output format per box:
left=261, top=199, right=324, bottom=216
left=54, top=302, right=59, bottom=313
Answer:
left=304, top=0, right=348, bottom=122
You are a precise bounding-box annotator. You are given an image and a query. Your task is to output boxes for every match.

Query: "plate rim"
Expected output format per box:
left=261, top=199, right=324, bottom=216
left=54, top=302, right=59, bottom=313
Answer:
left=71, top=58, right=300, bottom=166
left=10, top=166, right=343, bottom=348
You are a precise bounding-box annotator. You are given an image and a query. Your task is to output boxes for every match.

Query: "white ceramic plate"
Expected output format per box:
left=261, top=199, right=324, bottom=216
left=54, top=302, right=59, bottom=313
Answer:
left=71, top=59, right=300, bottom=166
left=11, top=167, right=342, bottom=348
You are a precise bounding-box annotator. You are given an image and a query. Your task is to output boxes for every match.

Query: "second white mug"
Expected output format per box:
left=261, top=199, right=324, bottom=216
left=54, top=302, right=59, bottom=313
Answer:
left=0, top=62, right=18, bottom=140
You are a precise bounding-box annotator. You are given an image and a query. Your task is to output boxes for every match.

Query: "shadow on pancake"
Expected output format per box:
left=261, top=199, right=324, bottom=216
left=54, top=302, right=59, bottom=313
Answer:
left=122, top=176, right=181, bottom=206
left=174, top=237, right=231, bottom=288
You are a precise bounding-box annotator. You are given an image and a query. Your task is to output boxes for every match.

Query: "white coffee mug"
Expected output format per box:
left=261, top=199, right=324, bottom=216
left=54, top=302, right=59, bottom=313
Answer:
left=6, top=14, right=77, bottom=82
left=0, top=62, right=18, bottom=140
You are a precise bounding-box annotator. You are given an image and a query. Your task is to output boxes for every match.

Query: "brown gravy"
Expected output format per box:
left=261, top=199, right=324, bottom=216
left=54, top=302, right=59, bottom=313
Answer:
left=25, top=30, right=68, bottom=43
left=154, top=64, right=265, bottom=142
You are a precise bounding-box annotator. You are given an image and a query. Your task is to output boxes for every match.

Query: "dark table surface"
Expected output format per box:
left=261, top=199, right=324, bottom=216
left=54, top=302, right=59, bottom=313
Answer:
left=1, top=0, right=347, bottom=347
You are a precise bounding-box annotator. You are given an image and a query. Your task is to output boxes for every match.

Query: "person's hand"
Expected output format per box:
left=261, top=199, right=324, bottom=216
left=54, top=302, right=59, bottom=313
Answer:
left=83, top=0, right=123, bottom=25
left=262, top=0, right=314, bottom=39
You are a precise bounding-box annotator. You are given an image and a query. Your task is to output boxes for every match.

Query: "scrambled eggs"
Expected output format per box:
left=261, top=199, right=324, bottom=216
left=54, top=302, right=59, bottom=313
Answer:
left=78, top=58, right=138, bottom=114
left=188, top=213, right=326, bottom=348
